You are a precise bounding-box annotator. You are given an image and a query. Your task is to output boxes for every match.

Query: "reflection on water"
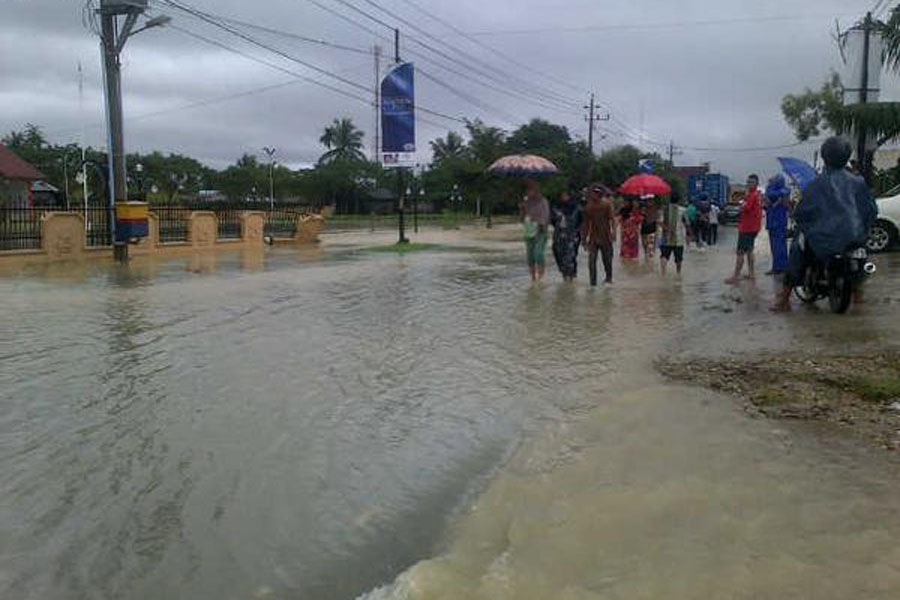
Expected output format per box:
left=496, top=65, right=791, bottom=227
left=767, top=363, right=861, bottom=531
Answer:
left=1, top=232, right=899, bottom=600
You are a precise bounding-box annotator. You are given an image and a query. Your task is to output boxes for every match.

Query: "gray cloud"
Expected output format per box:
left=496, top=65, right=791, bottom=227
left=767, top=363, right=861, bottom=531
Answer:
left=0, top=0, right=887, bottom=177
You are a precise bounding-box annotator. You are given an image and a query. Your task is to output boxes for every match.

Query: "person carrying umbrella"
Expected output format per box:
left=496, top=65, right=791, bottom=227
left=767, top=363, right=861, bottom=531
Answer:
left=487, top=154, right=560, bottom=283
left=520, top=179, right=551, bottom=282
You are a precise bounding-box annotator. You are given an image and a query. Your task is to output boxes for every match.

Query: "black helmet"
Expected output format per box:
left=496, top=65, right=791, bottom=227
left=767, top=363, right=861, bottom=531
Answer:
left=820, top=136, right=853, bottom=170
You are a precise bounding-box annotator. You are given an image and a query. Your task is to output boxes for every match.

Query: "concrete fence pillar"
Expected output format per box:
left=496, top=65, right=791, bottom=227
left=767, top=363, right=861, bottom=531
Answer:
left=42, top=212, right=85, bottom=259
left=241, top=211, right=265, bottom=247
left=295, top=214, right=325, bottom=244
left=188, top=211, right=217, bottom=249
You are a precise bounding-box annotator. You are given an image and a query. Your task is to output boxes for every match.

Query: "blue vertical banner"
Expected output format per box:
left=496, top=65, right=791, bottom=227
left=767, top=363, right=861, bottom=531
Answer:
left=381, top=62, right=415, bottom=167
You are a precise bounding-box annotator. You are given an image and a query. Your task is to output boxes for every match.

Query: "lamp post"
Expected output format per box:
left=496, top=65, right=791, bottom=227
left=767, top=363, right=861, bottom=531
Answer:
left=417, top=187, right=424, bottom=233
left=134, top=162, right=144, bottom=199
left=262, top=146, right=276, bottom=211
left=398, top=185, right=409, bottom=244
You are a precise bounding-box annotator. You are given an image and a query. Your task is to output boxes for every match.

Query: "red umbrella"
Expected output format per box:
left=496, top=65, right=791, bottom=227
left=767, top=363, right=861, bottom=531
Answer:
left=619, top=174, right=671, bottom=196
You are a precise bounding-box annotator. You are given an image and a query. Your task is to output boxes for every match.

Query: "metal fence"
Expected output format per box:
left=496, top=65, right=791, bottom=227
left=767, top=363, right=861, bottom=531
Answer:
left=0, top=207, right=44, bottom=251
left=153, top=205, right=190, bottom=243
left=74, top=206, right=112, bottom=247
left=0, top=203, right=313, bottom=251
left=263, top=207, right=299, bottom=238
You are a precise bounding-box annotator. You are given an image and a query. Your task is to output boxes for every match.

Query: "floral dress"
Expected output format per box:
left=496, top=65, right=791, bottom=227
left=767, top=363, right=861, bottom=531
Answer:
left=619, top=207, right=643, bottom=259
left=550, top=202, right=583, bottom=279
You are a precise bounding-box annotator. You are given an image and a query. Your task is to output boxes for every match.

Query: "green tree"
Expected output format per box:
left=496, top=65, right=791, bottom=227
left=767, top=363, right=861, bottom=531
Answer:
left=780, top=72, right=845, bottom=141
left=429, top=131, right=467, bottom=166
left=318, top=117, right=366, bottom=164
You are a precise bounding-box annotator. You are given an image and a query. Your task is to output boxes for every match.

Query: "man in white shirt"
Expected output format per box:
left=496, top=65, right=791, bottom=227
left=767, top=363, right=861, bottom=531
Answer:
left=707, top=203, right=720, bottom=245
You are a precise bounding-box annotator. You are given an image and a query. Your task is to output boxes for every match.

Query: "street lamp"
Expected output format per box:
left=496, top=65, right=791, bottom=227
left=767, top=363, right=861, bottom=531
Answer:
left=134, top=162, right=144, bottom=198
left=417, top=187, right=424, bottom=233
left=263, top=146, right=276, bottom=211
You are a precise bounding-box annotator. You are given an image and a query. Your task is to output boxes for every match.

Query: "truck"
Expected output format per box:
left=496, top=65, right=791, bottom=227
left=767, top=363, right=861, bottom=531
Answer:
left=686, top=173, right=730, bottom=207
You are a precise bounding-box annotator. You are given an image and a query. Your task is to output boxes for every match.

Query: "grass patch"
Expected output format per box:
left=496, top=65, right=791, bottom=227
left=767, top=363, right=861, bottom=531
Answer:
left=852, top=375, right=900, bottom=402
left=361, top=242, right=442, bottom=254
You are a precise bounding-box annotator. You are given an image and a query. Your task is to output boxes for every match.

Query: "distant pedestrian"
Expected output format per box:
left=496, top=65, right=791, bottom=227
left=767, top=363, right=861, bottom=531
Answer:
left=582, top=184, right=616, bottom=285
left=764, top=174, right=791, bottom=275
left=660, top=191, right=687, bottom=275
left=707, top=202, right=720, bottom=245
left=697, top=194, right=711, bottom=246
left=619, top=199, right=643, bottom=259
left=640, top=198, right=659, bottom=259
left=520, top=179, right=550, bottom=282
left=550, top=188, right=584, bottom=282
left=725, top=174, right=763, bottom=284
left=684, top=201, right=699, bottom=248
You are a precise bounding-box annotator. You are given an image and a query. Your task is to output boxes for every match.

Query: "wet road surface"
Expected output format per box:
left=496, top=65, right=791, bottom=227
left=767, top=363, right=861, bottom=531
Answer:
left=1, top=226, right=899, bottom=599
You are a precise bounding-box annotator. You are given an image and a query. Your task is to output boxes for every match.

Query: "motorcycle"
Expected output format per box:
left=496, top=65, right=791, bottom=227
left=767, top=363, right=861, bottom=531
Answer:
left=793, top=233, right=876, bottom=314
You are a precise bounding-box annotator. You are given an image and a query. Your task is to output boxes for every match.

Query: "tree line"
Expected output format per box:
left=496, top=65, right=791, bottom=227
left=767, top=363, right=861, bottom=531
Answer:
left=3, top=117, right=682, bottom=214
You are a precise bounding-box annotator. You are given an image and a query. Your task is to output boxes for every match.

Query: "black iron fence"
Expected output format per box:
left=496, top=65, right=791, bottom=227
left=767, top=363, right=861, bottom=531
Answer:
left=0, top=202, right=314, bottom=251
left=73, top=206, right=112, bottom=247
left=0, top=206, right=45, bottom=251
left=153, top=205, right=191, bottom=243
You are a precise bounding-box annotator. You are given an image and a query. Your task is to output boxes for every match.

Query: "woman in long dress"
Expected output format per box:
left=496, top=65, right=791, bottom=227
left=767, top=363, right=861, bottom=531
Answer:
left=619, top=199, right=643, bottom=259
left=550, top=189, right=583, bottom=282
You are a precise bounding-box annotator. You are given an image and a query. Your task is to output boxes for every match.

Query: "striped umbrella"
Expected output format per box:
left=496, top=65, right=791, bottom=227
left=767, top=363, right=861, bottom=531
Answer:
left=487, top=154, right=559, bottom=177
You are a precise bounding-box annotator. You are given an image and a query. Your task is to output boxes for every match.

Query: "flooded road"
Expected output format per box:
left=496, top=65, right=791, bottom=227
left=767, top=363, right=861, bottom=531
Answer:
left=2, top=227, right=899, bottom=599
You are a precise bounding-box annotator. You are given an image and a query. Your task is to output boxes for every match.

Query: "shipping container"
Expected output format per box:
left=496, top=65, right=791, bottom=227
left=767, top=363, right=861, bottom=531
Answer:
left=687, top=173, right=730, bottom=207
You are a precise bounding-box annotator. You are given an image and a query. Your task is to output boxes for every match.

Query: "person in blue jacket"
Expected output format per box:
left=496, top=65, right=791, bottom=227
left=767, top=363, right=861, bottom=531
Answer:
left=771, top=137, right=878, bottom=311
left=764, top=174, right=791, bottom=275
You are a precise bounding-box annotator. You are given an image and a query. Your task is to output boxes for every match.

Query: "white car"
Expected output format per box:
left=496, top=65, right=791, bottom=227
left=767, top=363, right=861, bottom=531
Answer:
left=868, top=189, right=900, bottom=253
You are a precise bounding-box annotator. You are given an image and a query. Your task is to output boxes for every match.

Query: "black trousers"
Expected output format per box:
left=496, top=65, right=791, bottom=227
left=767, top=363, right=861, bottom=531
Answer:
left=588, top=244, right=613, bottom=285
left=707, top=224, right=718, bottom=245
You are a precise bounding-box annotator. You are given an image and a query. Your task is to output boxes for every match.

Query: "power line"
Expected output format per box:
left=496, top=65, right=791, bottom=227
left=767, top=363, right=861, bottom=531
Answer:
left=460, top=12, right=862, bottom=37
left=395, top=0, right=586, bottom=96
left=215, top=15, right=374, bottom=55
left=324, top=0, right=582, bottom=111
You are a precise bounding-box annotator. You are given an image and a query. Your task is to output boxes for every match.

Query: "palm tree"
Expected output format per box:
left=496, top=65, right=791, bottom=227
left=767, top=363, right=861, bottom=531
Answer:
left=430, top=131, right=467, bottom=165
left=318, top=118, right=366, bottom=164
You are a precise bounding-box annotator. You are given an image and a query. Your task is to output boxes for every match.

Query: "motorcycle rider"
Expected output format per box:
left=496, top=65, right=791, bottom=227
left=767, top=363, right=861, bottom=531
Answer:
left=771, top=136, right=878, bottom=312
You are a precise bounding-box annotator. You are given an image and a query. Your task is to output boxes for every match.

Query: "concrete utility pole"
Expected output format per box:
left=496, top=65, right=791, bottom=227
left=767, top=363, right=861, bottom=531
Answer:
left=373, top=44, right=382, bottom=162
left=584, top=93, right=610, bottom=156
left=857, top=11, right=874, bottom=184
left=393, top=28, right=409, bottom=244
left=97, top=0, right=169, bottom=261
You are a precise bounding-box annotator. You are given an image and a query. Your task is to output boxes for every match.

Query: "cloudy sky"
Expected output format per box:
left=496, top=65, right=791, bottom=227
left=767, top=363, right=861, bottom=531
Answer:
left=1, top=0, right=892, bottom=178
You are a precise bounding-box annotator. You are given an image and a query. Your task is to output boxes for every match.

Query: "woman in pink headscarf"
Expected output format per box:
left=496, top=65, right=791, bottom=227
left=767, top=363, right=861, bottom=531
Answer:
left=619, top=198, right=643, bottom=259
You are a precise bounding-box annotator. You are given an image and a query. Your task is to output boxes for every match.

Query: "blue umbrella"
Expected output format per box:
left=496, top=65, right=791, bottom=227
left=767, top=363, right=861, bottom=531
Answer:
left=777, top=157, right=817, bottom=190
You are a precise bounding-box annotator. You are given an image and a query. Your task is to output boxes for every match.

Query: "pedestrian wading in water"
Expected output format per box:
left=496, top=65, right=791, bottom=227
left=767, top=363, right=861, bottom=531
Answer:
left=582, top=184, right=616, bottom=285
left=550, top=187, right=584, bottom=282
left=520, top=179, right=550, bottom=282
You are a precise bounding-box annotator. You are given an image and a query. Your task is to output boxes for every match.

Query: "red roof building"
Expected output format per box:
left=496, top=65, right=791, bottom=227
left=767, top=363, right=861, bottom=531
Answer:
left=0, top=144, right=45, bottom=181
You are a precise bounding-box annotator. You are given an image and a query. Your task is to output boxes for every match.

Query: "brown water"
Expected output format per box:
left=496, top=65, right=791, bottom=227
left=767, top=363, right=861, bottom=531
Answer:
left=1, top=227, right=899, bottom=600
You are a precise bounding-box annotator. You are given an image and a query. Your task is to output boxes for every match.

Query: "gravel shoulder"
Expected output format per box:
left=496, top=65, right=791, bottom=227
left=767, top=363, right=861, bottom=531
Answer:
left=658, top=352, right=900, bottom=452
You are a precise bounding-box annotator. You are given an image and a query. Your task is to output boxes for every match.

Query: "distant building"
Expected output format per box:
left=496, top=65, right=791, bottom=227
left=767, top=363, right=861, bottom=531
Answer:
left=0, top=144, right=45, bottom=208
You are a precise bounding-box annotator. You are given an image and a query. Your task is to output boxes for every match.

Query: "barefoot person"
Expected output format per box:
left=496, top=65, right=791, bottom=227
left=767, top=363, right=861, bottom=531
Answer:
left=771, top=137, right=878, bottom=311
left=582, top=184, right=616, bottom=286
left=640, top=198, right=659, bottom=259
left=725, top=174, right=763, bottom=284
left=660, top=191, right=687, bottom=276
left=520, top=179, right=550, bottom=282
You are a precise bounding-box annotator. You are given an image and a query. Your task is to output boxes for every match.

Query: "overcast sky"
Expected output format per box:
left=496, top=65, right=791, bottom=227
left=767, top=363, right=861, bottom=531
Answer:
left=0, top=0, right=892, bottom=179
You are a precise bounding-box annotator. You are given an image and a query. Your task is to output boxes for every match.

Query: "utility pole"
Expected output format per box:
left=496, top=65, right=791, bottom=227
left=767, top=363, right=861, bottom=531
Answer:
left=96, top=0, right=170, bottom=261
left=373, top=44, right=382, bottom=162
left=667, top=140, right=682, bottom=166
left=857, top=11, right=874, bottom=184
left=584, top=92, right=610, bottom=156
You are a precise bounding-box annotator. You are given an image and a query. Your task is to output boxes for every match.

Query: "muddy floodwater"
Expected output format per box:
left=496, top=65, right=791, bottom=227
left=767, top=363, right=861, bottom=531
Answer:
left=2, top=227, right=900, bottom=600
